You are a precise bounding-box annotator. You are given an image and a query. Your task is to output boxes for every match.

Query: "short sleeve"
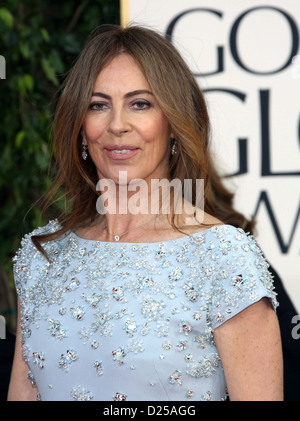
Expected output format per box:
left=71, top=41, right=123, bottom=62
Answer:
left=12, top=231, right=34, bottom=307
left=12, top=219, right=61, bottom=307
left=206, top=226, right=278, bottom=331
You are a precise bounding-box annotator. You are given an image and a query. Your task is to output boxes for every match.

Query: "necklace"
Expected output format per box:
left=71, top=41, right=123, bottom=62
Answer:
left=104, top=214, right=160, bottom=242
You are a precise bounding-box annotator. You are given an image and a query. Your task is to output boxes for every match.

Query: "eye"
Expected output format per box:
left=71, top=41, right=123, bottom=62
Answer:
left=132, top=100, right=150, bottom=110
left=88, top=102, right=108, bottom=111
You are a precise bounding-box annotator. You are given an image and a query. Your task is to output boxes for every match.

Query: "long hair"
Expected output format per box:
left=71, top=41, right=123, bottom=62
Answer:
left=31, top=24, right=254, bottom=258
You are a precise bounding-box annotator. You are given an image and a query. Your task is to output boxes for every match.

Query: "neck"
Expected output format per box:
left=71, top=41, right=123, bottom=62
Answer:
left=97, top=177, right=177, bottom=216
left=104, top=212, right=162, bottom=242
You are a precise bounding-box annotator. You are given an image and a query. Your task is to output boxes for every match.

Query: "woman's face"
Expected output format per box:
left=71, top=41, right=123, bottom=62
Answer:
left=82, top=54, right=172, bottom=187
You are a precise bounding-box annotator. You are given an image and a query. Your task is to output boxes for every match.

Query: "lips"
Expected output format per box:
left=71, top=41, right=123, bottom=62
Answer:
left=104, top=145, right=140, bottom=160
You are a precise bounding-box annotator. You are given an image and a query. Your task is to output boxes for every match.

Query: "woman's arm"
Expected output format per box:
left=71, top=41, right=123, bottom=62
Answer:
left=7, top=298, right=38, bottom=401
left=213, top=298, right=283, bottom=401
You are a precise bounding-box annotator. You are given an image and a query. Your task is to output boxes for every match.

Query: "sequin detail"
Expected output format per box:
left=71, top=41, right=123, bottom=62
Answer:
left=48, top=318, right=67, bottom=340
left=32, top=352, right=45, bottom=369
left=94, top=360, right=104, bottom=376
left=113, top=392, right=127, bottom=401
left=58, top=348, right=77, bottom=371
left=13, top=220, right=277, bottom=401
left=71, top=386, right=93, bottom=401
left=112, top=347, right=126, bottom=365
left=169, top=369, right=183, bottom=385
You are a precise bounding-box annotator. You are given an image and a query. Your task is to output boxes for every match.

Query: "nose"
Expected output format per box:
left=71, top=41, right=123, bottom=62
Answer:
left=107, top=107, right=131, bottom=136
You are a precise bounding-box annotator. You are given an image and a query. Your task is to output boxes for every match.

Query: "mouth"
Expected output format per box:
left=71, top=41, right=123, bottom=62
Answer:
left=104, top=145, right=140, bottom=160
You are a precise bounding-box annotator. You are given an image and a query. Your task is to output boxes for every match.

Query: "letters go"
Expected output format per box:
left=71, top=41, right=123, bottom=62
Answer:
left=166, top=6, right=299, bottom=76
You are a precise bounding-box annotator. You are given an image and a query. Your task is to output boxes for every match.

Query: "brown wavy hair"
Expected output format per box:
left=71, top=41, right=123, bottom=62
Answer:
left=32, top=24, right=254, bottom=258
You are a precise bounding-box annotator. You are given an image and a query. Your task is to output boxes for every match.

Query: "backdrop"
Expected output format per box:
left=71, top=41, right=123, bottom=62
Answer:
left=121, top=0, right=300, bottom=312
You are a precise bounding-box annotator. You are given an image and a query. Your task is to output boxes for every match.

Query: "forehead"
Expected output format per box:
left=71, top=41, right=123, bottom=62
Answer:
left=94, top=54, right=150, bottom=89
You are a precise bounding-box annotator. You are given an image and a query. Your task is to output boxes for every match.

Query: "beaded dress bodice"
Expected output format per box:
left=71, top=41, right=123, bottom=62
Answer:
left=13, top=220, right=277, bottom=401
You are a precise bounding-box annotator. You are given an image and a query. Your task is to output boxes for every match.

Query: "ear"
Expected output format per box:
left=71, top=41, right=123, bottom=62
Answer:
left=169, top=127, right=176, bottom=139
left=80, top=130, right=87, bottom=146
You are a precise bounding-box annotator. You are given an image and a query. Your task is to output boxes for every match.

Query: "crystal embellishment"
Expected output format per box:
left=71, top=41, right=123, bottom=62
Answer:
left=58, top=348, right=77, bottom=371
left=112, top=347, right=126, bottom=365
left=12, top=219, right=278, bottom=401
left=169, top=369, right=183, bottom=385
left=113, top=392, right=127, bottom=401
left=32, top=352, right=45, bottom=369
left=94, top=360, right=104, bottom=376
left=71, top=386, right=93, bottom=401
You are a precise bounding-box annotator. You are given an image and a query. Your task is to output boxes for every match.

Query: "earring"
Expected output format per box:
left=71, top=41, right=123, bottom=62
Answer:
left=171, top=138, right=177, bottom=156
left=82, top=144, right=88, bottom=160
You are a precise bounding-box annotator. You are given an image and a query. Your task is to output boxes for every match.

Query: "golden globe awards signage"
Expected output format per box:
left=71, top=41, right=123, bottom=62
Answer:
left=121, top=0, right=300, bottom=311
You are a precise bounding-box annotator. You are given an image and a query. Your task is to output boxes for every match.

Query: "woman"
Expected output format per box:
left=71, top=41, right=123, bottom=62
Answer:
left=8, top=25, right=283, bottom=401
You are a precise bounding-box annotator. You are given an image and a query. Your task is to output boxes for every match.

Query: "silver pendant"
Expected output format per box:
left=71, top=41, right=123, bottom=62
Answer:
left=114, top=235, right=120, bottom=241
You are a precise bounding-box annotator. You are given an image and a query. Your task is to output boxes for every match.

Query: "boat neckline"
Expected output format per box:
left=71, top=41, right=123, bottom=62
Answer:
left=70, top=224, right=237, bottom=246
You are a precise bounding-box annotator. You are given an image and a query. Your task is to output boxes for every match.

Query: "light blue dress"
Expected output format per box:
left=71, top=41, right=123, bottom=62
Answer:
left=13, top=220, right=277, bottom=401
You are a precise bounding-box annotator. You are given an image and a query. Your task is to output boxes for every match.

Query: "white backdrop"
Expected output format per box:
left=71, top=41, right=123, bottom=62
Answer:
left=121, top=0, right=300, bottom=311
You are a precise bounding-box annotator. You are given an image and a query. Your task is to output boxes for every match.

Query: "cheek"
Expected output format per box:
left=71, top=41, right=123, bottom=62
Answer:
left=83, top=118, right=104, bottom=143
left=141, top=117, right=170, bottom=145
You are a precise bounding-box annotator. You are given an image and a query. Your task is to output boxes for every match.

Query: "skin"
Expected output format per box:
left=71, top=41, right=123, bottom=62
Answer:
left=214, top=298, right=283, bottom=401
left=79, top=53, right=219, bottom=241
left=7, top=298, right=38, bottom=400
left=7, top=54, right=283, bottom=401
left=81, top=53, right=179, bottom=240
left=83, top=54, right=172, bottom=185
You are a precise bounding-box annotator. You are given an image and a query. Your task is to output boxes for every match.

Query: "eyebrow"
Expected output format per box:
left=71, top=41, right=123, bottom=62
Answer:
left=91, top=89, right=154, bottom=99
